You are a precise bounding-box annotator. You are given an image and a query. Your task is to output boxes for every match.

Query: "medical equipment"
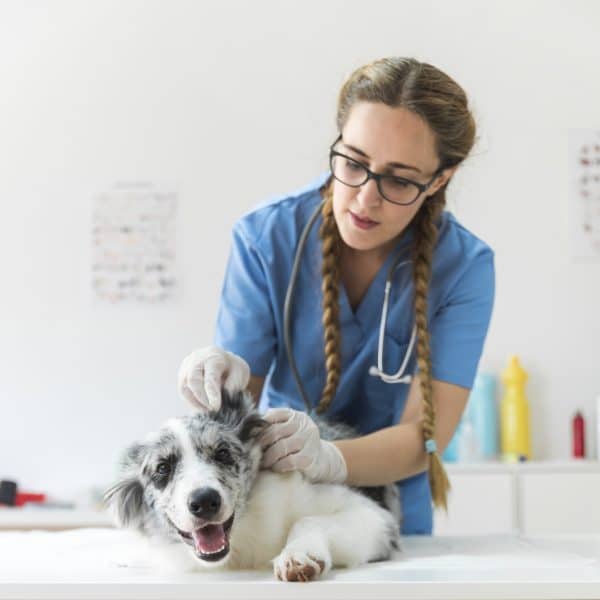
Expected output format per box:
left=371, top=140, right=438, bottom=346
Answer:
left=283, top=200, right=416, bottom=414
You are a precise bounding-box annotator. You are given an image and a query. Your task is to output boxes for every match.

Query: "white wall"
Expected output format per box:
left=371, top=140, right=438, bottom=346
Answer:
left=1, top=0, right=599, bottom=498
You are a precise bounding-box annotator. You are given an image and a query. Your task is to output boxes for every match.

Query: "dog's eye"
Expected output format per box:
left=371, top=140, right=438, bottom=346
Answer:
left=156, top=461, right=171, bottom=475
left=214, top=447, right=232, bottom=464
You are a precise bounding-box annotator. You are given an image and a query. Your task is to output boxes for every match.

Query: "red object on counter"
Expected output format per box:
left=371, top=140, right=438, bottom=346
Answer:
left=14, top=492, right=46, bottom=507
left=0, top=480, right=46, bottom=507
left=573, top=411, right=586, bottom=458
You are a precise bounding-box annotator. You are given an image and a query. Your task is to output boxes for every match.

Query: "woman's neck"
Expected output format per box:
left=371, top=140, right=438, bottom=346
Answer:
left=338, top=240, right=394, bottom=312
left=340, top=237, right=397, bottom=269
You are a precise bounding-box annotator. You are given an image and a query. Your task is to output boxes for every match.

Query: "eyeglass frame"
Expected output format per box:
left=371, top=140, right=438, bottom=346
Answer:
left=329, top=134, right=446, bottom=206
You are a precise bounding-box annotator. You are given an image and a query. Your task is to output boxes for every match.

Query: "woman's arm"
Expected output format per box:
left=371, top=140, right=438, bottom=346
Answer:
left=333, top=377, right=469, bottom=486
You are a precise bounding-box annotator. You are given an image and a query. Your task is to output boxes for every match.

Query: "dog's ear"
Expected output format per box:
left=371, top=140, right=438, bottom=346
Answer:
left=213, top=388, right=267, bottom=442
left=238, top=413, right=268, bottom=443
left=217, top=388, right=252, bottom=417
left=103, top=442, right=149, bottom=530
left=216, top=388, right=252, bottom=421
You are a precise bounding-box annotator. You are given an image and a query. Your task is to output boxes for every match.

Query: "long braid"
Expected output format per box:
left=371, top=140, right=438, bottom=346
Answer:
left=316, top=184, right=342, bottom=414
left=412, top=194, right=450, bottom=510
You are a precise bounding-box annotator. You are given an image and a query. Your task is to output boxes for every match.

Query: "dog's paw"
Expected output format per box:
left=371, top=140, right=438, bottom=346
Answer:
left=272, top=550, right=330, bottom=582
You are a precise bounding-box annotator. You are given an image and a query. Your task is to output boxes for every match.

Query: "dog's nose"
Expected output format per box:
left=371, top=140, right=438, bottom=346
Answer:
left=187, top=487, right=221, bottom=519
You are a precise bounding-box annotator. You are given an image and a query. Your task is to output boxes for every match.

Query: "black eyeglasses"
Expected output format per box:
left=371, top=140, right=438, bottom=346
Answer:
left=329, top=134, right=444, bottom=206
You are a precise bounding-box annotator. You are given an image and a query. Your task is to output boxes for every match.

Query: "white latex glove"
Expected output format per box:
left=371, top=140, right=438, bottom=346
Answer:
left=178, top=346, right=250, bottom=412
left=258, top=408, right=348, bottom=484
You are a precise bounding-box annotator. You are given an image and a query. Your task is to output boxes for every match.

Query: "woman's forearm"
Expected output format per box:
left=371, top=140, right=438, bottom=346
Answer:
left=333, top=379, right=469, bottom=486
left=333, top=422, right=429, bottom=486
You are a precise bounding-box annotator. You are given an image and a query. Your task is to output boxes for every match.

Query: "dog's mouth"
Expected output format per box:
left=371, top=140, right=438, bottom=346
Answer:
left=173, top=513, right=235, bottom=562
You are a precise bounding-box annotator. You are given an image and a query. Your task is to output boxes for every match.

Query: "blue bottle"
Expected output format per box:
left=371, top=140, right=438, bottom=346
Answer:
left=467, top=373, right=499, bottom=460
left=442, top=422, right=461, bottom=462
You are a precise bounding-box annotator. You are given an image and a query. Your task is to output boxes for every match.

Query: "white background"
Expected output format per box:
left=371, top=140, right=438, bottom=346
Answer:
left=1, top=0, right=599, bottom=499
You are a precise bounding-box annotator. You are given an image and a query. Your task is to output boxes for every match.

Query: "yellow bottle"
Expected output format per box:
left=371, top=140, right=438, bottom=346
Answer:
left=500, top=355, right=531, bottom=462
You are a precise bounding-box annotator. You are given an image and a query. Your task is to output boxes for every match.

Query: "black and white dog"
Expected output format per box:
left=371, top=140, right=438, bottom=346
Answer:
left=105, top=388, right=401, bottom=581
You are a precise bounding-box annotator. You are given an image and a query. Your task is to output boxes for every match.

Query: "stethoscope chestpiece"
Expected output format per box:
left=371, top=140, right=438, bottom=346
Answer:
left=369, top=365, right=413, bottom=384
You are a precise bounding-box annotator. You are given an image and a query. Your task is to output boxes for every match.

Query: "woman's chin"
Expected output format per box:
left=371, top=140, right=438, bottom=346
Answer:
left=338, top=225, right=393, bottom=256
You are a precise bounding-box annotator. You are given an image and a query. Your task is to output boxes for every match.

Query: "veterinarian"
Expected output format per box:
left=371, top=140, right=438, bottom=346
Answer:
left=178, top=57, right=495, bottom=535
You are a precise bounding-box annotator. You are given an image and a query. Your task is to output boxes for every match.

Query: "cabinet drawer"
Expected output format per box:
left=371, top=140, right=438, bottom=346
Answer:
left=520, top=473, right=600, bottom=534
left=434, top=473, right=515, bottom=535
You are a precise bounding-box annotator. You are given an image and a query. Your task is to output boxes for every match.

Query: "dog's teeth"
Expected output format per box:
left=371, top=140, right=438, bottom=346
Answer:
left=204, top=544, right=226, bottom=555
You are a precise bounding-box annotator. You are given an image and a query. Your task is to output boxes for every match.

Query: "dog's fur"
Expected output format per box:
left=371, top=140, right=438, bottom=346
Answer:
left=104, top=389, right=401, bottom=581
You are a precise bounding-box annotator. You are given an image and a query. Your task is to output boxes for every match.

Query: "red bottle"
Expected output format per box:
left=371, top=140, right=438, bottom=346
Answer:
left=572, top=411, right=586, bottom=459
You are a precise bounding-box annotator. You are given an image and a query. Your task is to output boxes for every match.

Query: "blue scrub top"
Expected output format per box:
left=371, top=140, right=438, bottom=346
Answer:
left=214, top=172, right=495, bottom=535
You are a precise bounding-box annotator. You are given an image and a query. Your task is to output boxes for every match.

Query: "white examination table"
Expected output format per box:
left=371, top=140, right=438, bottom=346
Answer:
left=0, top=528, right=599, bottom=599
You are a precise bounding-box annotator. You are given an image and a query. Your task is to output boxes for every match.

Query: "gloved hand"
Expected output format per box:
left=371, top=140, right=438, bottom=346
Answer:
left=178, top=346, right=250, bottom=411
left=258, top=408, right=348, bottom=484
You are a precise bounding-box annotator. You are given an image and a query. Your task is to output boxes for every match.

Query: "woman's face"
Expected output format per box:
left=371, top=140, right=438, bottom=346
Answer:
left=332, top=102, right=454, bottom=259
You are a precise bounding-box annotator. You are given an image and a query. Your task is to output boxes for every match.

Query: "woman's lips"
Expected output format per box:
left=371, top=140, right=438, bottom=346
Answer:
left=349, top=211, right=379, bottom=230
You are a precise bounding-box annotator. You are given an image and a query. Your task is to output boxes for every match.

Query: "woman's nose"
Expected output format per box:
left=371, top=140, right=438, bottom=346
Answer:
left=356, top=177, right=383, bottom=208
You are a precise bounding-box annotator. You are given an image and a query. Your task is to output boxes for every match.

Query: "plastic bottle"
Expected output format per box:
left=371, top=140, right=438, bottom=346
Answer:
left=457, top=417, right=481, bottom=462
left=500, top=355, right=531, bottom=462
left=468, top=373, right=499, bottom=460
left=572, top=411, right=585, bottom=459
left=442, top=423, right=460, bottom=463
left=444, top=373, right=497, bottom=464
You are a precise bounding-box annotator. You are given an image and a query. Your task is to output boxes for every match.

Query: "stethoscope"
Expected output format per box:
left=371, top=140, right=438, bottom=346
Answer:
left=284, top=199, right=416, bottom=414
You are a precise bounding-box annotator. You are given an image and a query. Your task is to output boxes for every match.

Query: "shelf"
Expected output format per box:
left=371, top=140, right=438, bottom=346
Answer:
left=2, top=461, right=599, bottom=531
left=0, top=508, right=114, bottom=530
left=445, top=459, right=600, bottom=474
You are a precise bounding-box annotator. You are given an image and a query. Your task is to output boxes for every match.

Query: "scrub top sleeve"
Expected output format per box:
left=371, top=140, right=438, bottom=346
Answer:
left=214, top=224, right=277, bottom=377
left=430, top=247, right=495, bottom=389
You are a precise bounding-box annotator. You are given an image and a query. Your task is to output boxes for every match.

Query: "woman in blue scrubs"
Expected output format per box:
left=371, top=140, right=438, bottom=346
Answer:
left=178, top=56, right=495, bottom=535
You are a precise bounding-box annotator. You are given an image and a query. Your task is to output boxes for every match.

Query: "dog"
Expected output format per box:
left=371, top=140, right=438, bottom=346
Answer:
left=104, top=388, right=401, bottom=581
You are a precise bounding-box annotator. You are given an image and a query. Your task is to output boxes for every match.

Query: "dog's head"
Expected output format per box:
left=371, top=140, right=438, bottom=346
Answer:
left=104, top=389, right=266, bottom=567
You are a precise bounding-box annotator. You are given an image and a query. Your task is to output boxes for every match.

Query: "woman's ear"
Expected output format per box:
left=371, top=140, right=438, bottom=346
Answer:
left=428, top=165, right=458, bottom=198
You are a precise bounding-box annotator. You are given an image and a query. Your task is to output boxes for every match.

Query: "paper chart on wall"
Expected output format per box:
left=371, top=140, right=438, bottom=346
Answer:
left=570, top=129, right=600, bottom=259
left=92, top=182, right=177, bottom=303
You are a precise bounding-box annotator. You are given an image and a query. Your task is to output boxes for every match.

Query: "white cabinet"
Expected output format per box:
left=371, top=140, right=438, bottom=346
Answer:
left=520, top=472, right=600, bottom=534
left=434, top=472, right=515, bottom=535
left=434, top=461, right=600, bottom=536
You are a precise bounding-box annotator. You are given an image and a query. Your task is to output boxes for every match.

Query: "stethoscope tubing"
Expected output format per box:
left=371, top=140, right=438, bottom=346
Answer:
left=283, top=200, right=324, bottom=414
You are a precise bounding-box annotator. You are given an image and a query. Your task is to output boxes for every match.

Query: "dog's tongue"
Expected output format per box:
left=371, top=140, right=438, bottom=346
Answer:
left=192, top=524, right=226, bottom=555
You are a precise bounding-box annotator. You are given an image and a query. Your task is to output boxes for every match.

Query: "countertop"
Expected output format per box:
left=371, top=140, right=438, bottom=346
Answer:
left=1, top=529, right=600, bottom=599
